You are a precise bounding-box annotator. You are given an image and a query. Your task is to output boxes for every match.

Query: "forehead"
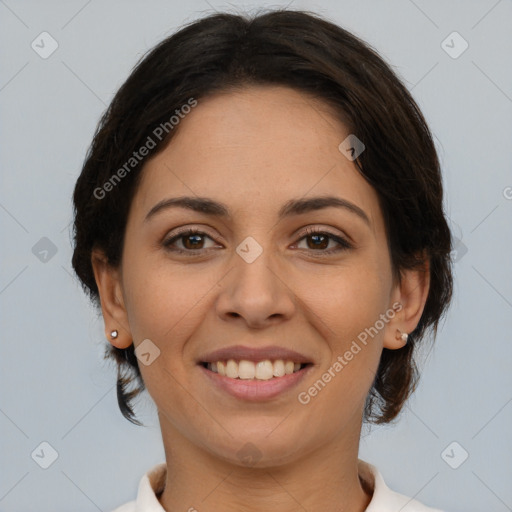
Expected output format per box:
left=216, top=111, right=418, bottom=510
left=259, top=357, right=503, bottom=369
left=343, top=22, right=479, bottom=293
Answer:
left=132, top=85, right=381, bottom=231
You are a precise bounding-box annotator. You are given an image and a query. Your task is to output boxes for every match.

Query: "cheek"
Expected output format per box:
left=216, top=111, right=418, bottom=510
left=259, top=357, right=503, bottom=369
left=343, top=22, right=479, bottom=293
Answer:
left=122, top=254, right=209, bottom=341
left=291, top=258, right=390, bottom=409
left=121, top=261, right=212, bottom=422
left=293, top=259, right=391, bottom=345
left=121, top=257, right=223, bottom=395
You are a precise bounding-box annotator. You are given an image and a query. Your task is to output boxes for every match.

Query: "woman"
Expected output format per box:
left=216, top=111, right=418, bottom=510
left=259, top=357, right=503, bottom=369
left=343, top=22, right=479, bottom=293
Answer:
left=72, top=9, right=453, bottom=511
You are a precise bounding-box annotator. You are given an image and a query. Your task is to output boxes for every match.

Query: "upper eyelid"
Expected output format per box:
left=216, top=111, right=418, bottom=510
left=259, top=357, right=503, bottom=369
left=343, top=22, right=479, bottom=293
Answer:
left=300, top=225, right=348, bottom=239
left=164, top=226, right=220, bottom=243
left=164, top=225, right=345, bottom=239
left=164, top=226, right=350, bottom=248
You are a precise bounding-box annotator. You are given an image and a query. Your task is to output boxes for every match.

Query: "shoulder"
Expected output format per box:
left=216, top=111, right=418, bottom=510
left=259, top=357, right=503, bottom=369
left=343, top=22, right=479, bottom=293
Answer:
left=110, top=460, right=444, bottom=512
left=108, top=462, right=167, bottom=512
left=358, top=459, right=444, bottom=512
left=110, top=502, right=136, bottom=512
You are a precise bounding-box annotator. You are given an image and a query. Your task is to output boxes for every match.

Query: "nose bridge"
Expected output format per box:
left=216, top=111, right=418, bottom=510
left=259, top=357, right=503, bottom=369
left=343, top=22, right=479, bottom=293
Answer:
left=215, top=234, right=296, bottom=325
left=233, top=234, right=281, bottom=296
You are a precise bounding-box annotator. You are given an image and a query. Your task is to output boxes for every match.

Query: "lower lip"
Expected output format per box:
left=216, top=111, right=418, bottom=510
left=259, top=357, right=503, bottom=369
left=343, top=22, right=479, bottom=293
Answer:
left=199, top=364, right=312, bottom=401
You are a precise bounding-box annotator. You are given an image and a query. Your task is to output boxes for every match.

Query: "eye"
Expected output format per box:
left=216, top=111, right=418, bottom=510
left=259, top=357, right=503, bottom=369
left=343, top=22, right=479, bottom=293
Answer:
left=162, top=227, right=353, bottom=256
left=295, top=227, right=352, bottom=253
left=163, top=229, right=221, bottom=253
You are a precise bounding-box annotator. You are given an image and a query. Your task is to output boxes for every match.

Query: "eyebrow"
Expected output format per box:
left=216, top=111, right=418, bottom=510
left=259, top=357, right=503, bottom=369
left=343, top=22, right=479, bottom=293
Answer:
left=144, top=195, right=371, bottom=226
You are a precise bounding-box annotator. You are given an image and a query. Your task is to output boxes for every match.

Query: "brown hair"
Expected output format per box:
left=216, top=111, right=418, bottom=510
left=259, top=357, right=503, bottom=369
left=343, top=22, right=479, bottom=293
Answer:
left=71, top=9, right=453, bottom=426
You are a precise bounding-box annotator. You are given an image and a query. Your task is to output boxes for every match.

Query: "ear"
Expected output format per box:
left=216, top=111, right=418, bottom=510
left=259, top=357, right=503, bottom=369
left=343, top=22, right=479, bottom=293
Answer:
left=91, top=247, right=132, bottom=349
left=384, top=254, right=430, bottom=350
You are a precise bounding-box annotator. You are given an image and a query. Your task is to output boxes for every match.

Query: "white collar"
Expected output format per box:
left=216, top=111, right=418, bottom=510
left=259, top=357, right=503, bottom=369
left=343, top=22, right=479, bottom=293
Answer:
left=112, top=459, right=443, bottom=512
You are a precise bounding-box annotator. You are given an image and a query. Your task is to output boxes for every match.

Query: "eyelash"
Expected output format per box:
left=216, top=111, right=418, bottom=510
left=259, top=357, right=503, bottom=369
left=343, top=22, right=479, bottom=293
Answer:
left=162, top=227, right=353, bottom=256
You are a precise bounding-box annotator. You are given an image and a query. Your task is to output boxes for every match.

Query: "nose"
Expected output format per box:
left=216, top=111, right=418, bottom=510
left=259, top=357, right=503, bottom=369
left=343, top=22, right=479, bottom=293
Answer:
left=214, top=246, right=297, bottom=329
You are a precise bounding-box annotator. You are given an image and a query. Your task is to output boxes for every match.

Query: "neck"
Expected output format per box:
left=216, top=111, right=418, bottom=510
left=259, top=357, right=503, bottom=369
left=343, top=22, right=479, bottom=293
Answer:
left=157, top=417, right=372, bottom=512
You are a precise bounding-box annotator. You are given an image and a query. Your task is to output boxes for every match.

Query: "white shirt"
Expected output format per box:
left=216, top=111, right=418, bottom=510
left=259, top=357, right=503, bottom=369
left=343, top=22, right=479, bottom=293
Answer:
left=111, top=459, right=443, bottom=512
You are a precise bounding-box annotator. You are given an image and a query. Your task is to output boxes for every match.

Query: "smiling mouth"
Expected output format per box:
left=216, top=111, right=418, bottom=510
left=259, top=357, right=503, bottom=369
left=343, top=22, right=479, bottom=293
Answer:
left=200, top=359, right=311, bottom=380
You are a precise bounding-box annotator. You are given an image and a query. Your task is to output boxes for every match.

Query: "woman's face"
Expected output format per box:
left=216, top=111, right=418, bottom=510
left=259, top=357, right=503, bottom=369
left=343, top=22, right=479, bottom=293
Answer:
left=95, top=85, right=423, bottom=467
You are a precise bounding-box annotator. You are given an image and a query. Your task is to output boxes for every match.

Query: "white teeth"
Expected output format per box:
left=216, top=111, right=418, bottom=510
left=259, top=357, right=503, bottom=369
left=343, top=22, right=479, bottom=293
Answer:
left=226, top=359, right=238, bottom=379
left=238, top=360, right=255, bottom=379
left=273, top=360, right=285, bottom=377
left=206, top=359, right=306, bottom=379
left=255, top=360, right=274, bottom=380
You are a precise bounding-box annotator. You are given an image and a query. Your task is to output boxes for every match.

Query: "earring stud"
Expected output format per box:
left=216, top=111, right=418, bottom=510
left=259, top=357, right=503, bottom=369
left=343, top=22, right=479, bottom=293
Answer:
left=396, top=329, right=408, bottom=343
left=110, top=329, right=118, bottom=339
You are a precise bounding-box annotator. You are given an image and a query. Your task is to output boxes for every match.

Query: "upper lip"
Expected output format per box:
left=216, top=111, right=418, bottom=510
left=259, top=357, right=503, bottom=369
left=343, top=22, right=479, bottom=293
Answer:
left=198, top=345, right=313, bottom=364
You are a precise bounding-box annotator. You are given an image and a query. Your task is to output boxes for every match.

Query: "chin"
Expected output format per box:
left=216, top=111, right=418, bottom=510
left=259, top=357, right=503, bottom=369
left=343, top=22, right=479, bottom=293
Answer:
left=208, top=427, right=310, bottom=469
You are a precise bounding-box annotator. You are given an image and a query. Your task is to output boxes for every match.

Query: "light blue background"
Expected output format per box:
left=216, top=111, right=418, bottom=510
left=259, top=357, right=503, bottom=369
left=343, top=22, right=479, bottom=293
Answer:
left=1, top=1, right=511, bottom=511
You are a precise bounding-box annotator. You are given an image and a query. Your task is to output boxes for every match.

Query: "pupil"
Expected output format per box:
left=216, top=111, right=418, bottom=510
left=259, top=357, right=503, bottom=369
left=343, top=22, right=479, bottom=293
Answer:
left=309, top=234, right=327, bottom=249
left=185, top=234, right=203, bottom=249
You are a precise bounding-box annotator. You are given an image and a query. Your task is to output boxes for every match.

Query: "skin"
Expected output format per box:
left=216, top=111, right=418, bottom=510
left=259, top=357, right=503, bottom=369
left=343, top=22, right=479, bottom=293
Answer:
left=92, top=85, right=429, bottom=512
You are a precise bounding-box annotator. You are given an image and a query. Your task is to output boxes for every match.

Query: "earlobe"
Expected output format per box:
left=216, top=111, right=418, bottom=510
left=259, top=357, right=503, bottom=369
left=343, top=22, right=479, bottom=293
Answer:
left=91, top=248, right=132, bottom=349
left=107, top=327, right=132, bottom=349
left=395, top=328, right=408, bottom=344
left=384, top=255, right=430, bottom=350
